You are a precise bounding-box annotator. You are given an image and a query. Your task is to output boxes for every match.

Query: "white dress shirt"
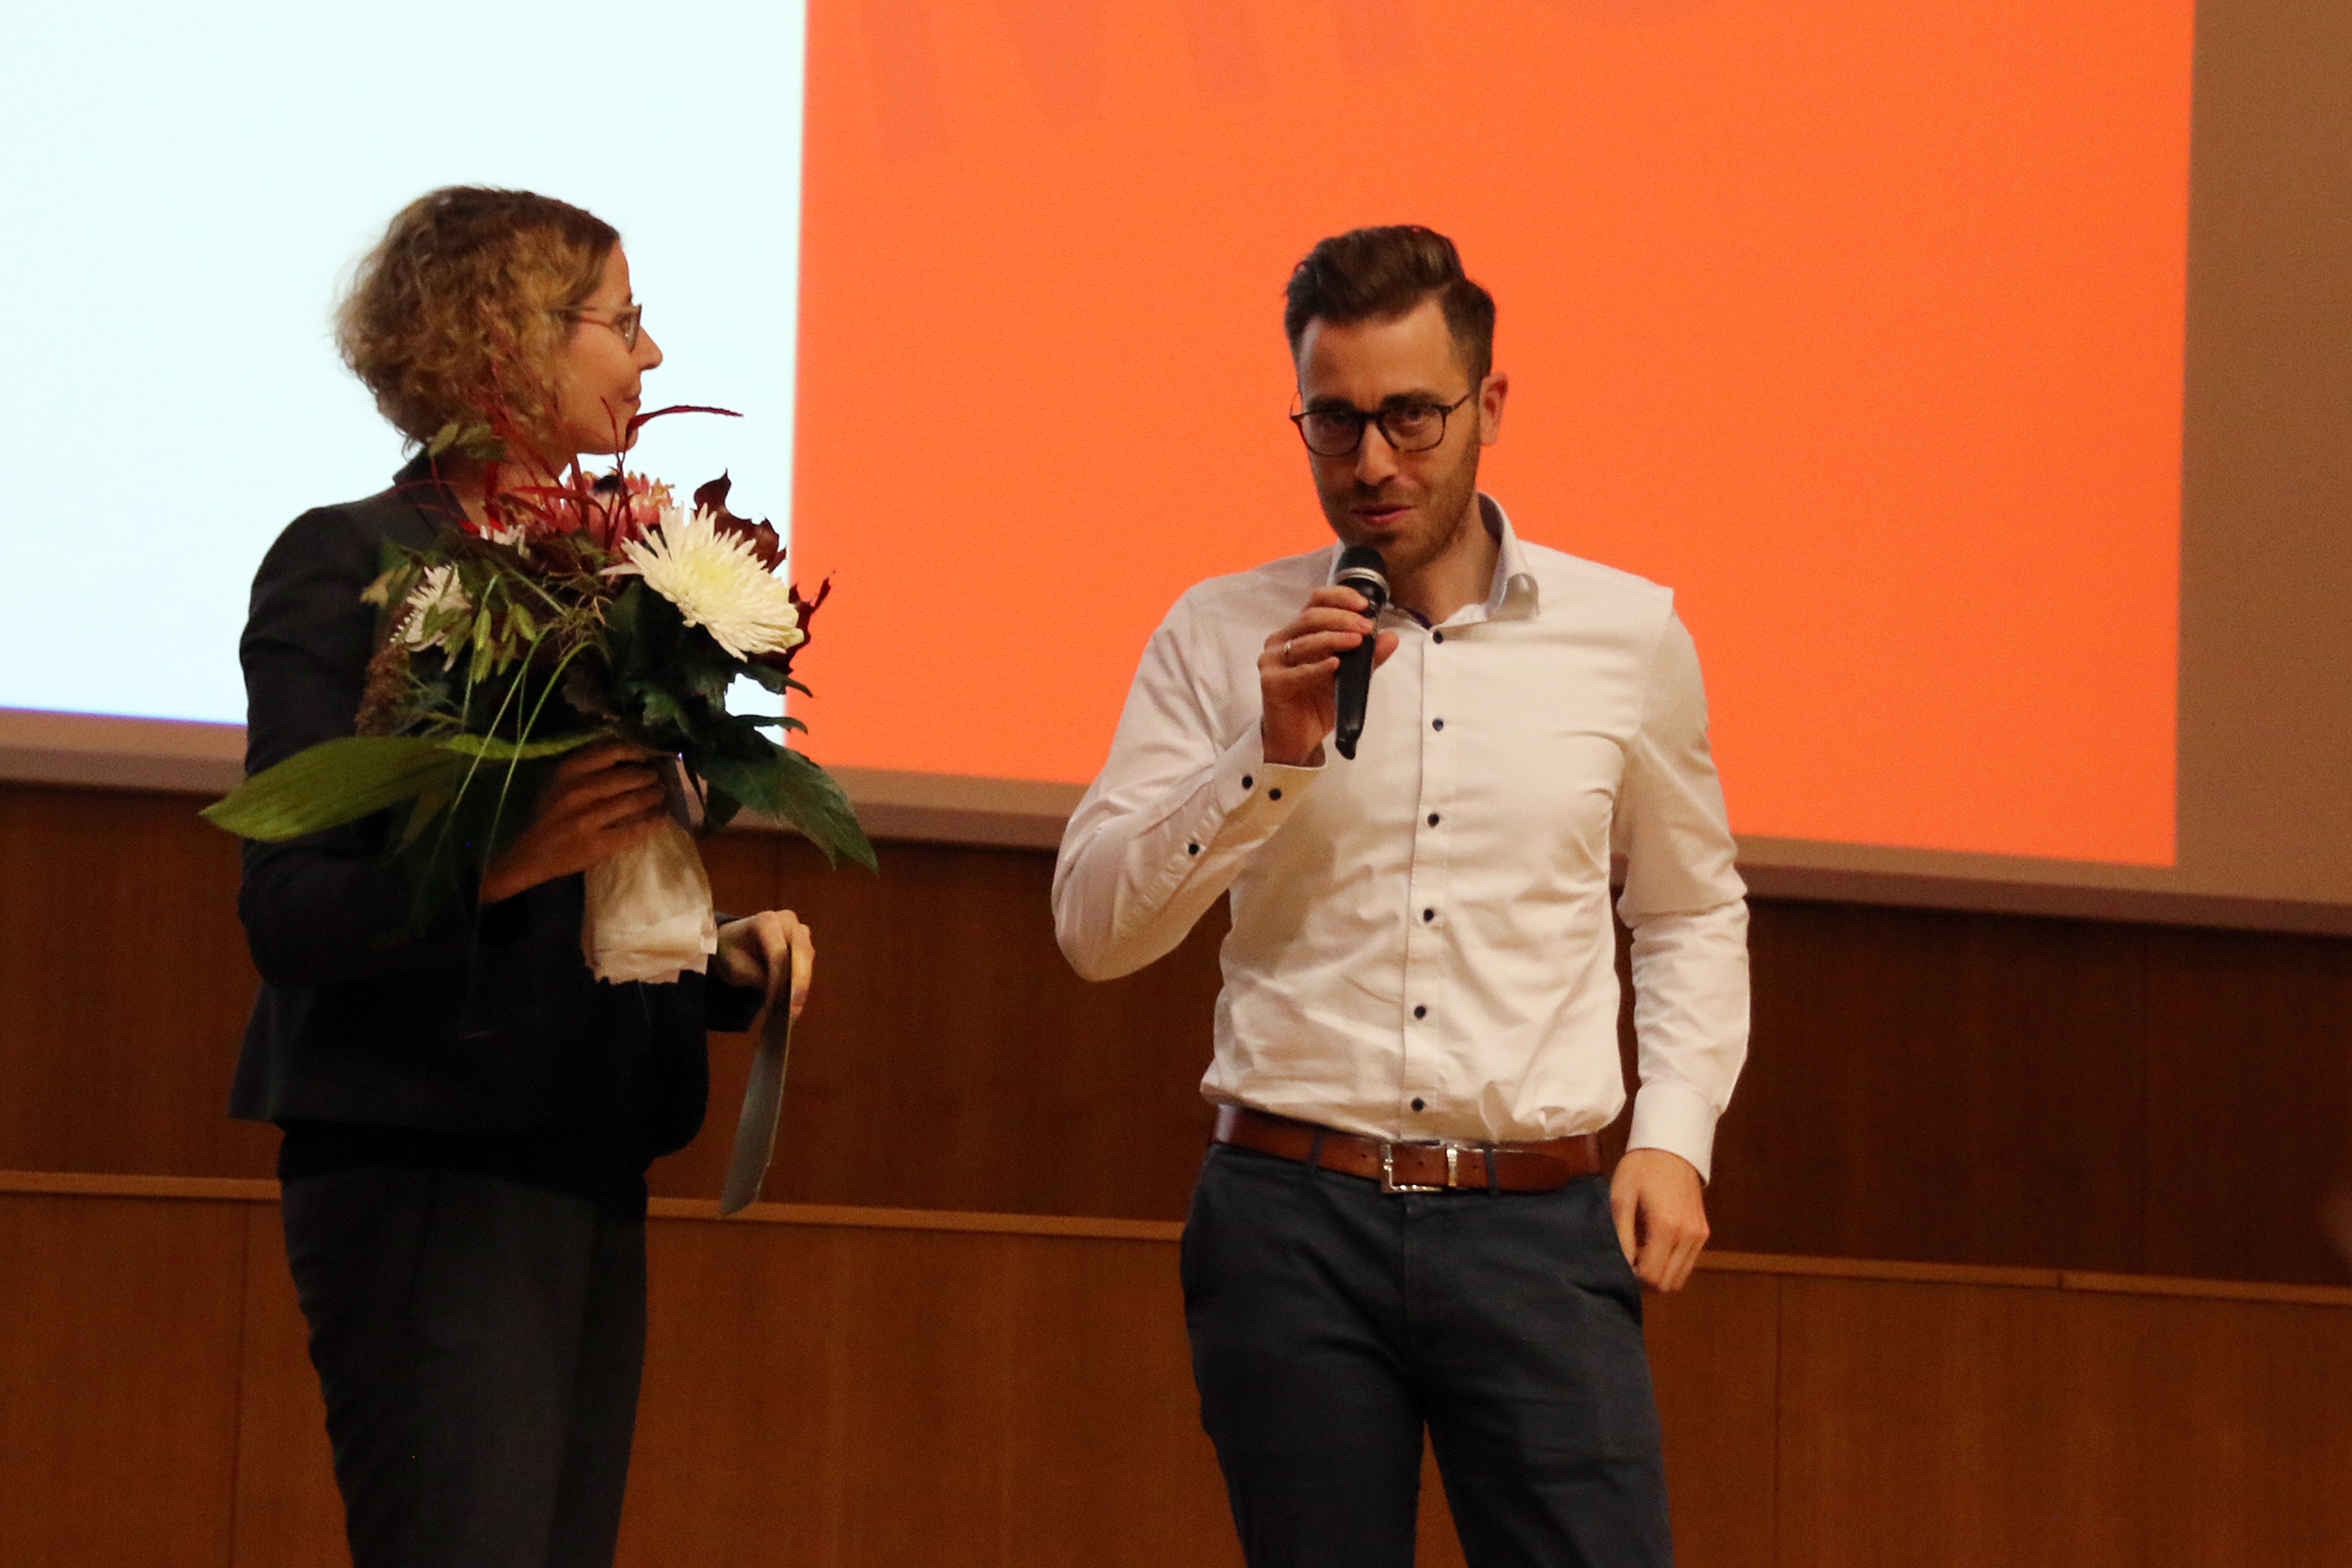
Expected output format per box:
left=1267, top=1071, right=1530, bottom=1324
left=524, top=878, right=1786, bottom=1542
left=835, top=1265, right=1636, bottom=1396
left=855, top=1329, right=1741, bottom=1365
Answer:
left=1052, top=498, right=1749, bottom=1180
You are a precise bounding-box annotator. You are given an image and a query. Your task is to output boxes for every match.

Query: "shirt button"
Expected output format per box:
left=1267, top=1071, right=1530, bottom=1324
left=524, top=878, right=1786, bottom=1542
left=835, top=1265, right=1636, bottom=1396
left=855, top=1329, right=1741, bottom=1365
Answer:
left=1411, top=1098, right=1426, bottom=1112
left=1422, top=909, right=1435, bottom=922
left=1431, top=718, right=1444, bottom=732
left=1427, top=813, right=1440, bottom=828
left=1432, top=631, right=1445, bottom=644
left=1241, top=774, right=1253, bottom=790
left=1269, top=787, right=1282, bottom=801
left=1413, top=1005, right=1427, bottom=1020
left=1187, top=843, right=1200, bottom=856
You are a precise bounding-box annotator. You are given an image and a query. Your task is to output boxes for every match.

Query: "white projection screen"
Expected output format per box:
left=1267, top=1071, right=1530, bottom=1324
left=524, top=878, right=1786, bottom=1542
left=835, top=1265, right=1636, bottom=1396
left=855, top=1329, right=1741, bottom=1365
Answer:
left=2, top=0, right=2348, bottom=935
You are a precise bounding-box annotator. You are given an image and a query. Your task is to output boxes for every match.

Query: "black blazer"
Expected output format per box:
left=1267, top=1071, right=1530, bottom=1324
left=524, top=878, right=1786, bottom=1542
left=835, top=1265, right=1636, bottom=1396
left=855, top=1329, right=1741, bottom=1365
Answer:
left=229, top=457, right=756, bottom=1147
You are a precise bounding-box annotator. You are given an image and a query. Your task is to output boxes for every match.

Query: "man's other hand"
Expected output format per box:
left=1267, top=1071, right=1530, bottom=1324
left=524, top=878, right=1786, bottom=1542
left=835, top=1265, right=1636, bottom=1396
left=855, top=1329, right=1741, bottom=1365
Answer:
left=1609, top=1148, right=1709, bottom=1293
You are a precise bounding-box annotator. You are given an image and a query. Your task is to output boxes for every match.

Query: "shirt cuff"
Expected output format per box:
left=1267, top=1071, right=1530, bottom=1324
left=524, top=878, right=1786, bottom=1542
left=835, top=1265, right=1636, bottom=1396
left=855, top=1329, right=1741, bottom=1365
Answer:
left=1208, top=727, right=1319, bottom=837
left=1626, top=1081, right=1721, bottom=1184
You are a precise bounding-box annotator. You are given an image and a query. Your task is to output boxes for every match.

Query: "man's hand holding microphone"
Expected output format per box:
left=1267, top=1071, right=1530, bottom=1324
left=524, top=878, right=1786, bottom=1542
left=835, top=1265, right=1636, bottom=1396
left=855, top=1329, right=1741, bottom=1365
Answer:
left=1259, top=547, right=1400, bottom=767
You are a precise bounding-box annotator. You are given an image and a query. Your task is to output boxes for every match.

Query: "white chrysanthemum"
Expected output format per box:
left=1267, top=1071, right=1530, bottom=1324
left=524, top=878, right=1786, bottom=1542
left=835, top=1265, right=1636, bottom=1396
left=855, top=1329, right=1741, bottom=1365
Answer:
left=611, top=506, right=803, bottom=660
left=400, top=565, right=470, bottom=650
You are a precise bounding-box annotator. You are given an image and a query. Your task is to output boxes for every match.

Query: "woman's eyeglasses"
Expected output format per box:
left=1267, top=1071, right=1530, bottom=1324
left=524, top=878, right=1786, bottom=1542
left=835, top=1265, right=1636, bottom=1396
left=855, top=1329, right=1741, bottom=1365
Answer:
left=563, top=303, right=644, bottom=350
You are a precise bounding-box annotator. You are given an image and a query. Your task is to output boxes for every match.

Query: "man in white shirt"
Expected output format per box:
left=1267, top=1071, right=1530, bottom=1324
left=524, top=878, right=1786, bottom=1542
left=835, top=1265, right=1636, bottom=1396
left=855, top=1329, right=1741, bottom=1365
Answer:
left=1053, top=226, right=1748, bottom=1567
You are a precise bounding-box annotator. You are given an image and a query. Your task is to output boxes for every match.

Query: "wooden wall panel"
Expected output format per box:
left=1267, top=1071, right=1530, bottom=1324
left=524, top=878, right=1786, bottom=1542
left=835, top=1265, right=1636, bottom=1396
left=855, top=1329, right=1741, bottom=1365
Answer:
left=0, top=1194, right=248, bottom=1568
left=1777, top=1275, right=2098, bottom=1567
left=1718, top=900, right=2151, bottom=1272
left=655, top=834, right=1229, bottom=1221
left=1773, top=1275, right=2352, bottom=1567
left=8, top=780, right=2349, bottom=1289
left=2142, top=926, right=2352, bottom=1283
left=11, top=1185, right=2352, bottom=1566
left=621, top=1218, right=1237, bottom=1567
left=230, top=1204, right=351, bottom=1568
left=1646, top=1271, right=1779, bottom=1568
left=993, top=1232, right=1235, bottom=1564
left=2141, top=1293, right=2352, bottom=1564
left=0, top=785, right=276, bottom=1179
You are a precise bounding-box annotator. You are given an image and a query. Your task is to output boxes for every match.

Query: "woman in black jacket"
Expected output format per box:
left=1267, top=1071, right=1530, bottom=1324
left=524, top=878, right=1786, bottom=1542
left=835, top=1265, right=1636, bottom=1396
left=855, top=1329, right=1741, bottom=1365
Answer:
left=232, top=185, right=812, bottom=1568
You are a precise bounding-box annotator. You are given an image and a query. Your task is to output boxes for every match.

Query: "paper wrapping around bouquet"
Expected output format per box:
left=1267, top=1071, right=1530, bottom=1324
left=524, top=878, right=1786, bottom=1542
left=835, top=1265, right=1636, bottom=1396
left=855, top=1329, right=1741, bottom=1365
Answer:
left=581, top=819, right=718, bottom=984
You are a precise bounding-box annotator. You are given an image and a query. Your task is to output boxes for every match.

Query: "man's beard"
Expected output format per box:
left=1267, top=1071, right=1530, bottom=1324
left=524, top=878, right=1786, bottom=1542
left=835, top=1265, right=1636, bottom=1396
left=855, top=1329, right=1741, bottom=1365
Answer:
left=1320, top=442, right=1484, bottom=581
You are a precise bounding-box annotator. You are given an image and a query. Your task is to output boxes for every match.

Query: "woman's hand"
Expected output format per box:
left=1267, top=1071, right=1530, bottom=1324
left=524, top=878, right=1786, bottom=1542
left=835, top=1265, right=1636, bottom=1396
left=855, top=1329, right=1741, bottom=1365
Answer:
left=478, top=741, right=668, bottom=906
left=715, top=910, right=814, bottom=1022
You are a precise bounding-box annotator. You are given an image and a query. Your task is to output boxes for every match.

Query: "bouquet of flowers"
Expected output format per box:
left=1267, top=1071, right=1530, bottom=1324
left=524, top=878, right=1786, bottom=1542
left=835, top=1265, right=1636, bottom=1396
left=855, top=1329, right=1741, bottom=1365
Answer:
left=205, top=406, right=873, bottom=983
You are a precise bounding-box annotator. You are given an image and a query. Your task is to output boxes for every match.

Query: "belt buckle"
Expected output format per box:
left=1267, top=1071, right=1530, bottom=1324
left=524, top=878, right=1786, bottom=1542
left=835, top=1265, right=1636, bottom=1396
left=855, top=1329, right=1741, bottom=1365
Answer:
left=1379, top=1141, right=1452, bottom=1194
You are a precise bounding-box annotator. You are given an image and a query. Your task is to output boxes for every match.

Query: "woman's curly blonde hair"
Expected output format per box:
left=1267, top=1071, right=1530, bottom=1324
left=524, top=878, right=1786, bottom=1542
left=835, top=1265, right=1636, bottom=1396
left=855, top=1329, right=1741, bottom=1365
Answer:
left=337, top=186, right=618, bottom=445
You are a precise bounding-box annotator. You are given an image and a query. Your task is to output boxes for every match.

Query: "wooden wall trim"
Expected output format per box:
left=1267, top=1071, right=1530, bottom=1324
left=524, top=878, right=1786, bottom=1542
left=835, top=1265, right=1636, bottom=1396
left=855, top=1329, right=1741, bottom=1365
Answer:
left=0, top=707, right=246, bottom=795
left=0, top=1170, right=280, bottom=1202
left=12, top=1171, right=2352, bottom=1311
left=1736, top=850, right=2352, bottom=938
left=645, top=1196, right=1186, bottom=1243
left=1707, top=1248, right=2352, bottom=1308
left=1701, top=1251, right=2066, bottom=1291
left=2055, top=1269, right=2352, bottom=1308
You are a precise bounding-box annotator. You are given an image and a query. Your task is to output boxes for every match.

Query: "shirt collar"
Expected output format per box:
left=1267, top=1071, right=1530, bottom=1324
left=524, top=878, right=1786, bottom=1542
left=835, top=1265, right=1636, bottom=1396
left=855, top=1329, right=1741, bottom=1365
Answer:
left=1321, top=492, right=1541, bottom=627
left=1478, top=494, right=1542, bottom=622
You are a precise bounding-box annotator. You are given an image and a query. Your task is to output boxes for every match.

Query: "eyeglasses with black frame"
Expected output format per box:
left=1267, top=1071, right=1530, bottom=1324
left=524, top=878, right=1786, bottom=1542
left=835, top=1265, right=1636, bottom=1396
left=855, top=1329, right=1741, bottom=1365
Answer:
left=1290, top=391, right=1476, bottom=457
left=563, top=302, right=645, bottom=350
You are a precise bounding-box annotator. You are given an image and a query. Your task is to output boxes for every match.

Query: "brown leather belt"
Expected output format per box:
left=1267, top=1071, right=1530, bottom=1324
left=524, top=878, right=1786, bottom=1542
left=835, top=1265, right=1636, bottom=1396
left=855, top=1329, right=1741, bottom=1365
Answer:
left=1212, top=1105, right=1600, bottom=1194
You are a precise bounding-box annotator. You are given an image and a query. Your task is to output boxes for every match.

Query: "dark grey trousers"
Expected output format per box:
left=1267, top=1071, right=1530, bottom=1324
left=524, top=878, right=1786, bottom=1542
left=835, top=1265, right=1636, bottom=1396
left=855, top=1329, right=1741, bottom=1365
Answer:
left=1182, top=1143, right=1674, bottom=1568
left=280, top=1168, right=648, bottom=1568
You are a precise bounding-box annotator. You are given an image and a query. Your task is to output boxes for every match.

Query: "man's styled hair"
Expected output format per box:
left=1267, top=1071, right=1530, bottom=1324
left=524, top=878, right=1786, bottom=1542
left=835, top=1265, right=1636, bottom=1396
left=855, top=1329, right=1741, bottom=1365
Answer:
left=337, top=186, right=619, bottom=444
left=1282, top=225, right=1497, bottom=387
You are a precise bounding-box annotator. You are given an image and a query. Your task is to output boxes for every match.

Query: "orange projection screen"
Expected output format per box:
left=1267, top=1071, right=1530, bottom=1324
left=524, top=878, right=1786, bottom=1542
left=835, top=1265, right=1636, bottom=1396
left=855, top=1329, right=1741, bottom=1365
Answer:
left=787, top=0, right=2191, bottom=866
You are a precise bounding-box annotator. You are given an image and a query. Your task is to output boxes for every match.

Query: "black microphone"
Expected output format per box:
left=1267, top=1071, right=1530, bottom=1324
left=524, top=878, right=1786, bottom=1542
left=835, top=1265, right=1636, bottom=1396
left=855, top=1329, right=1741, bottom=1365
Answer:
left=1330, top=546, right=1389, bottom=760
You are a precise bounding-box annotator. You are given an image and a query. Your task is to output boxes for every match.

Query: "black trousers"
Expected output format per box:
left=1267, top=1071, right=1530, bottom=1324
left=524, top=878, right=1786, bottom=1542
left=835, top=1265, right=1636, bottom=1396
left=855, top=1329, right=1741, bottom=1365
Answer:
left=280, top=1168, right=648, bottom=1568
left=1182, top=1143, right=1674, bottom=1568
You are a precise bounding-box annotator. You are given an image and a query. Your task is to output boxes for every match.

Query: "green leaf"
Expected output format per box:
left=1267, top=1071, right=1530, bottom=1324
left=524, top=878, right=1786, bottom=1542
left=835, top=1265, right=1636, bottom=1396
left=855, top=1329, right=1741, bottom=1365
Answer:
left=200, top=731, right=603, bottom=843
left=201, top=736, right=470, bottom=841
left=694, top=741, right=876, bottom=871
left=440, top=731, right=598, bottom=762
left=739, top=661, right=791, bottom=696
left=678, top=645, right=736, bottom=700
left=469, top=612, right=497, bottom=686
left=605, top=578, right=644, bottom=643
left=398, top=786, right=454, bottom=849
left=627, top=680, right=689, bottom=731
left=427, top=420, right=502, bottom=462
